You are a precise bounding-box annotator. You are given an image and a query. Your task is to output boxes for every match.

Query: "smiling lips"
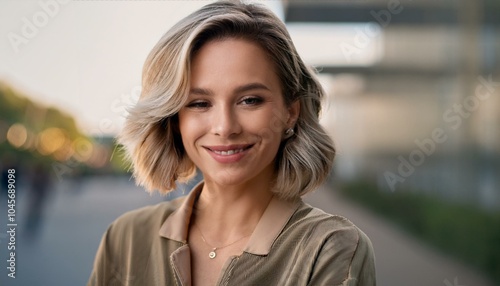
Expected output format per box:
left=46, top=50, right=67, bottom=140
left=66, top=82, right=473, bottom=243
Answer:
left=204, top=144, right=254, bottom=163
left=213, top=148, right=245, bottom=156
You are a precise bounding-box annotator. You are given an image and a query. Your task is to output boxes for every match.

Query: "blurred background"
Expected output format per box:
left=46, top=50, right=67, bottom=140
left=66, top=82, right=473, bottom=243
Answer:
left=0, top=0, right=499, bottom=285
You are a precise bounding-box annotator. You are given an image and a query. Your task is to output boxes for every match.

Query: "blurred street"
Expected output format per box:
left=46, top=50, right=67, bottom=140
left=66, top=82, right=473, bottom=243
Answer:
left=0, top=176, right=495, bottom=286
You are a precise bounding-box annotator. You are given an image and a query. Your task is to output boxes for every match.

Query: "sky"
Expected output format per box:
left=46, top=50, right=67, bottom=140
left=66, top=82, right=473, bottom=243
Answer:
left=0, top=0, right=377, bottom=136
left=0, top=0, right=219, bottom=136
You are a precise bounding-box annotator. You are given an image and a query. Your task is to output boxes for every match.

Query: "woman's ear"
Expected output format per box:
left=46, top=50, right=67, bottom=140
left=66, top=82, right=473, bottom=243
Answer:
left=287, top=99, right=300, bottom=127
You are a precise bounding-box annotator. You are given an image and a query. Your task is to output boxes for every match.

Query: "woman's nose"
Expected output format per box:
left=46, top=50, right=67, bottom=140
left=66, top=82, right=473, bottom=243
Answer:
left=211, top=106, right=242, bottom=137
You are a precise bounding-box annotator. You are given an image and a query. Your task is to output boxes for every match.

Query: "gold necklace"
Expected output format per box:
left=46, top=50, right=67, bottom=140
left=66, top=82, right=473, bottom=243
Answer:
left=194, top=224, right=251, bottom=259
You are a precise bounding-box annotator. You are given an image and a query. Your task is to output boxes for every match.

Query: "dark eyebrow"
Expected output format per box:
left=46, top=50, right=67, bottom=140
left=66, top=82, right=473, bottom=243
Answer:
left=189, top=82, right=271, bottom=96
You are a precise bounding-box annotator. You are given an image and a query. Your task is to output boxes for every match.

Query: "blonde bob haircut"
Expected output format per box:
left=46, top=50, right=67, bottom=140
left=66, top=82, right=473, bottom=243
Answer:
left=118, top=0, right=335, bottom=200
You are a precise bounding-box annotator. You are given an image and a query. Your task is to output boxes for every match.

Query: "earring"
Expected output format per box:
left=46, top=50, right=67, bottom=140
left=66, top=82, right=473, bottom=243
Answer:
left=284, top=128, right=295, bottom=139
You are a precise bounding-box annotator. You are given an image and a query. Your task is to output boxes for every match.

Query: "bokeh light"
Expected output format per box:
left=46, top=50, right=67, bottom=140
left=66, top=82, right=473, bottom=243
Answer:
left=72, top=137, right=94, bottom=162
left=7, top=123, right=27, bottom=148
left=36, top=127, right=68, bottom=155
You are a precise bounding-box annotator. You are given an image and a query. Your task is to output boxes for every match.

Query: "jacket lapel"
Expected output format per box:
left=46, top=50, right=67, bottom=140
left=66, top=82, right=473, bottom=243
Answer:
left=170, top=244, right=192, bottom=286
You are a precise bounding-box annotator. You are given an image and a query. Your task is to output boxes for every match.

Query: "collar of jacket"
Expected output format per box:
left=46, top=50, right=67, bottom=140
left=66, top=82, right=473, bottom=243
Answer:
left=158, top=181, right=301, bottom=256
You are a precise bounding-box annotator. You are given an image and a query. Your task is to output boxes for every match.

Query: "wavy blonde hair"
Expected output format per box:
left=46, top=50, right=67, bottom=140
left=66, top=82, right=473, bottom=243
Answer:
left=118, top=0, right=335, bottom=200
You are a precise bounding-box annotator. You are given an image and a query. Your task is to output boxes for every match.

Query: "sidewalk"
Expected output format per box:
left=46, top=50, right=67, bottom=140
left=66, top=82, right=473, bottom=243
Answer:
left=303, top=185, right=495, bottom=286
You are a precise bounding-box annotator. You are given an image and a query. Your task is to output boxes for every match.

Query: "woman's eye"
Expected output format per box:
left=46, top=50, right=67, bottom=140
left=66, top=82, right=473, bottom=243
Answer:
left=186, top=101, right=210, bottom=109
left=240, top=97, right=263, bottom=106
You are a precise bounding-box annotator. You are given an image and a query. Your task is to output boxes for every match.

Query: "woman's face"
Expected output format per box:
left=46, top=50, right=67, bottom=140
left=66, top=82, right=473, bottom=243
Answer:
left=178, top=38, right=298, bottom=187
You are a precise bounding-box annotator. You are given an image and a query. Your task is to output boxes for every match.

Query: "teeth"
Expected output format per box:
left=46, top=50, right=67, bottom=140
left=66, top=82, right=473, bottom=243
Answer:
left=213, top=148, right=244, bottom=156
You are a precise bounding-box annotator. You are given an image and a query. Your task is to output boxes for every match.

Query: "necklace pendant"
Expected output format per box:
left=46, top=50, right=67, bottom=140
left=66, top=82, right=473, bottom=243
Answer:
left=209, top=249, right=217, bottom=259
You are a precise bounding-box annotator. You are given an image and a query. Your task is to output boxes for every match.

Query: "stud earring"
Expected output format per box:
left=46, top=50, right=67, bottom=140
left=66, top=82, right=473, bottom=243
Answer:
left=284, top=128, right=295, bottom=139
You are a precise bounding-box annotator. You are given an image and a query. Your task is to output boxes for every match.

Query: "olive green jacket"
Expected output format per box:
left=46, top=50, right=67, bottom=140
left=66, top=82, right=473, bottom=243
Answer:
left=88, top=183, right=376, bottom=286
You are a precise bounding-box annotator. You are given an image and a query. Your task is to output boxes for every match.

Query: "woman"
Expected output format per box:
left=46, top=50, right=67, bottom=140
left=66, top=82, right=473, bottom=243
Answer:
left=88, top=1, right=376, bottom=285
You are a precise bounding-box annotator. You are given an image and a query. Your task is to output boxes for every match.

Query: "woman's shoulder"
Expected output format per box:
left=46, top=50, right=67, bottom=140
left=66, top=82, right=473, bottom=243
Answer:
left=294, top=202, right=359, bottom=230
left=262, top=201, right=375, bottom=285
left=284, top=202, right=376, bottom=284
left=289, top=201, right=371, bottom=249
left=106, top=196, right=184, bottom=236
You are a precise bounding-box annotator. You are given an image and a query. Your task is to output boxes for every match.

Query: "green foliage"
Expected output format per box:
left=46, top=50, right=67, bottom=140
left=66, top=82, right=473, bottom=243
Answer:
left=0, top=81, right=125, bottom=175
left=339, top=181, right=500, bottom=284
left=0, top=82, right=81, bottom=136
left=0, top=84, right=30, bottom=124
left=109, top=144, right=131, bottom=174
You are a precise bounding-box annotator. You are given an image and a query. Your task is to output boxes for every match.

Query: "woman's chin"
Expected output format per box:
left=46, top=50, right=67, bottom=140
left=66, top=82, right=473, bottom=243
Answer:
left=204, top=170, right=249, bottom=187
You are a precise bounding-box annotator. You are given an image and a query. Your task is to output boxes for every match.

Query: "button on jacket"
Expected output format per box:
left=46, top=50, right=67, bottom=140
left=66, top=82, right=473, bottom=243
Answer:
left=88, top=183, right=376, bottom=286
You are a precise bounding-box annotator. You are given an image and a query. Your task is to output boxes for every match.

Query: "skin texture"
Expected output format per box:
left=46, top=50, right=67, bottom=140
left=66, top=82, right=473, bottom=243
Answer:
left=178, top=38, right=299, bottom=285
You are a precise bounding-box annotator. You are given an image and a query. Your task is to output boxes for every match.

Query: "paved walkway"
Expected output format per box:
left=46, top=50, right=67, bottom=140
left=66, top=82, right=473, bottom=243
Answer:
left=303, top=185, right=495, bottom=286
left=0, top=176, right=495, bottom=285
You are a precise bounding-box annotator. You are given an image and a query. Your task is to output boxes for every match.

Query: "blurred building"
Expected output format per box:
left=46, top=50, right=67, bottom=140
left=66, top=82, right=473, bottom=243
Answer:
left=281, top=0, right=500, bottom=209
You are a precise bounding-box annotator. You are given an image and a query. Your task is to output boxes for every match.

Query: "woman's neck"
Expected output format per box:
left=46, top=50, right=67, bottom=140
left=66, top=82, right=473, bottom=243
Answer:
left=192, top=178, right=274, bottom=242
